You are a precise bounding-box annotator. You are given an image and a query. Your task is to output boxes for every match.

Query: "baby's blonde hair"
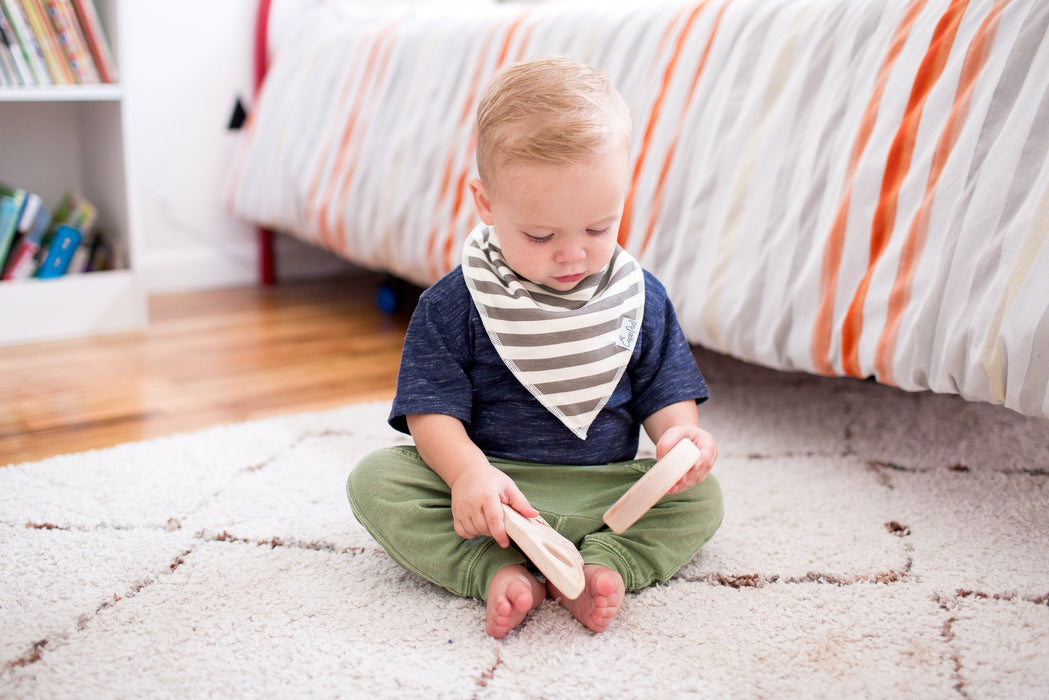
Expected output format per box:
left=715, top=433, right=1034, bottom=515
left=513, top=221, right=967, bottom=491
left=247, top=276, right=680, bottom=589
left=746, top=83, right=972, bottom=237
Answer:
left=475, top=56, right=632, bottom=191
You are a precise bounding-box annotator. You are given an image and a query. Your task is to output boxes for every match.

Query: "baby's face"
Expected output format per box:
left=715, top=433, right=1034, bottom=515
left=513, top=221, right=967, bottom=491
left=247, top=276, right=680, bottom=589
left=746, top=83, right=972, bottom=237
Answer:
left=472, top=147, right=629, bottom=291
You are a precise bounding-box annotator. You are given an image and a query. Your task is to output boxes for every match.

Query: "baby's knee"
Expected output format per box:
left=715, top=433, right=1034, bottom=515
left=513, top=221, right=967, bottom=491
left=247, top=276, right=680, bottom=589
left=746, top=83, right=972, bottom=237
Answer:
left=346, top=446, right=412, bottom=513
left=346, top=448, right=384, bottom=501
left=697, top=475, right=724, bottom=538
left=673, top=473, right=724, bottom=544
left=693, top=473, right=723, bottom=518
left=346, top=445, right=444, bottom=515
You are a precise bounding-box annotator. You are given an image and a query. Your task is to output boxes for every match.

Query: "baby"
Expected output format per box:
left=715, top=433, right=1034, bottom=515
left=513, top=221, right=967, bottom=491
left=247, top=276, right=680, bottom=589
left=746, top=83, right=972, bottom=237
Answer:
left=348, top=56, right=722, bottom=638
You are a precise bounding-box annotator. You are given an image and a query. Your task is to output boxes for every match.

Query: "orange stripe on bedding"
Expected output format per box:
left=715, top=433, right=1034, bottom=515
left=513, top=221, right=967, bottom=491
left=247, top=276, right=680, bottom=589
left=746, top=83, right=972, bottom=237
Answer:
left=303, top=38, right=370, bottom=238
left=428, top=9, right=534, bottom=280
left=619, top=0, right=713, bottom=250
left=331, top=31, right=402, bottom=252
left=640, top=1, right=728, bottom=256
left=874, top=0, right=1009, bottom=384
left=440, top=18, right=541, bottom=275
left=424, top=28, right=498, bottom=281
left=648, top=3, right=697, bottom=83
left=809, top=0, right=930, bottom=375
left=442, top=166, right=473, bottom=273
left=311, top=24, right=399, bottom=251
left=839, top=0, right=970, bottom=378
left=442, top=18, right=541, bottom=272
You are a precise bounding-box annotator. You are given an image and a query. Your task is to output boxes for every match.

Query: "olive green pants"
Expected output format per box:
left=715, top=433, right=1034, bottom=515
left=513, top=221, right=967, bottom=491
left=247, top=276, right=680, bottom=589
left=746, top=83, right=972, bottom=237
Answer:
left=346, top=445, right=723, bottom=601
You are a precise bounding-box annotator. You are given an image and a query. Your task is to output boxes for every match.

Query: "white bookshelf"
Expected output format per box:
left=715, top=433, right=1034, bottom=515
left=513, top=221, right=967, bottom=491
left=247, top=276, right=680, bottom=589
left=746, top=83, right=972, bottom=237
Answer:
left=0, top=0, right=145, bottom=347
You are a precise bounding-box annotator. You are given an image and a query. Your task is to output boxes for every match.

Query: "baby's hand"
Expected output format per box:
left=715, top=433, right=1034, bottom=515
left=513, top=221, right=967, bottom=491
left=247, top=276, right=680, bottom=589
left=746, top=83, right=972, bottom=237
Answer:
left=655, top=425, right=717, bottom=494
left=449, top=462, right=538, bottom=547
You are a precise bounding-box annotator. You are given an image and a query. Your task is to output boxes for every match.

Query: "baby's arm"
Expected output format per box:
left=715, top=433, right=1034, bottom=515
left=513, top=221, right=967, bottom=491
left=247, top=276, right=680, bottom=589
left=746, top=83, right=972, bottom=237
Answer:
left=406, top=413, right=538, bottom=547
left=642, top=400, right=718, bottom=494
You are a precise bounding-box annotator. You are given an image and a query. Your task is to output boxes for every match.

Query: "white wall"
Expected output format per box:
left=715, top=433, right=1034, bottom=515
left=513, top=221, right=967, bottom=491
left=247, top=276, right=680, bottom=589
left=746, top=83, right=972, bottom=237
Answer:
left=122, top=0, right=350, bottom=293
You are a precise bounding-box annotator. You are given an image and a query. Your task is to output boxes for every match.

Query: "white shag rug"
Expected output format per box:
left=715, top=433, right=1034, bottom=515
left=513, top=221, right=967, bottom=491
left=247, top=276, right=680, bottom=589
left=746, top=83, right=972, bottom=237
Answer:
left=2, top=350, right=1048, bottom=698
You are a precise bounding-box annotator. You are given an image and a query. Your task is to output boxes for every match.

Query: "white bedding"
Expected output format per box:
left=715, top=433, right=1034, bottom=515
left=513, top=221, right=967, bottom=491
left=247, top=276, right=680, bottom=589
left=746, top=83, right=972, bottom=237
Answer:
left=227, top=0, right=1049, bottom=421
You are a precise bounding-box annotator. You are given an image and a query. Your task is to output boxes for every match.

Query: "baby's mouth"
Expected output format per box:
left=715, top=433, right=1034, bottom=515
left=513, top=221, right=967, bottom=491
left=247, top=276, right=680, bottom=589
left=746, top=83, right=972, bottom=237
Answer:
left=555, top=272, right=585, bottom=284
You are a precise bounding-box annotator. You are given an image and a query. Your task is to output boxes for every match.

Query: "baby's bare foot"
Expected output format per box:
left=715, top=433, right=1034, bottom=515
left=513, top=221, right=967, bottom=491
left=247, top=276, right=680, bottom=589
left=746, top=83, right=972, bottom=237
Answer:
left=549, top=564, right=625, bottom=633
left=486, top=565, right=546, bottom=639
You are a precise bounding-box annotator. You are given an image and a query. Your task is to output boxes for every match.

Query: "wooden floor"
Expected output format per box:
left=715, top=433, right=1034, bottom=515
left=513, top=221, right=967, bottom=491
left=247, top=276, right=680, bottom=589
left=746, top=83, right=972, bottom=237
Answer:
left=1, top=273, right=414, bottom=466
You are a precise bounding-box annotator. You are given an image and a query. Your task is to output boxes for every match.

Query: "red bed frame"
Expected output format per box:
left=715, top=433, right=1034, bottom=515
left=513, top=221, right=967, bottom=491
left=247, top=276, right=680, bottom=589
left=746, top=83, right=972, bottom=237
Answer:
left=254, top=0, right=276, bottom=285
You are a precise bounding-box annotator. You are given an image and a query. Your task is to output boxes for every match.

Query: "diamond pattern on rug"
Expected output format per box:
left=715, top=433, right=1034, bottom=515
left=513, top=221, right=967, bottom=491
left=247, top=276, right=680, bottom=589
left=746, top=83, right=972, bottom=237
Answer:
left=2, top=368, right=1047, bottom=697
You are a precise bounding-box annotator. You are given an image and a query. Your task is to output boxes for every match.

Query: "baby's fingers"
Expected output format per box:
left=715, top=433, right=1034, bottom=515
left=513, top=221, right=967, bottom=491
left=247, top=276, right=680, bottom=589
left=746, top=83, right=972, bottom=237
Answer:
left=454, top=505, right=495, bottom=541
left=485, top=501, right=510, bottom=548
left=453, top=516, right=476, bottom=540
left=668, top=460, right=712, bottom=494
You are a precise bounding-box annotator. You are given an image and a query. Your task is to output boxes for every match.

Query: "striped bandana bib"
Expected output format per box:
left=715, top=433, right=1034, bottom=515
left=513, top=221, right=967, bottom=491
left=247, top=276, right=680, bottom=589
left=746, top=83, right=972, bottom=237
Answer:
left=462, top=225, right=645, bottom=439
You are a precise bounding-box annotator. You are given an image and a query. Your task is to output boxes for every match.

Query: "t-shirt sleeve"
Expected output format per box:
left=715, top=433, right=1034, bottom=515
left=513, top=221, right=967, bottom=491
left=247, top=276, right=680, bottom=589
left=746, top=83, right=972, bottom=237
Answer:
left=388, top=285, right=474, bottom=434
left=628, top=273, right=710, bottom=423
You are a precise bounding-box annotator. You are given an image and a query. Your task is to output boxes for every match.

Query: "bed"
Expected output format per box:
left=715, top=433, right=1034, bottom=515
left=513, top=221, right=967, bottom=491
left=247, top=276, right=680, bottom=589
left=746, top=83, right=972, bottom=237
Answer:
left=226, top=0, right=1049, bottom=422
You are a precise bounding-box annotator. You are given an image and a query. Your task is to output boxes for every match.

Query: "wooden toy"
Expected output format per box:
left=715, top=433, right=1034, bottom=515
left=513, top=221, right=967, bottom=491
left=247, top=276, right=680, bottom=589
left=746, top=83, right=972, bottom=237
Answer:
left=603, top=439, right=702, bottom=534
left=502, top=504, right=585, bottom=600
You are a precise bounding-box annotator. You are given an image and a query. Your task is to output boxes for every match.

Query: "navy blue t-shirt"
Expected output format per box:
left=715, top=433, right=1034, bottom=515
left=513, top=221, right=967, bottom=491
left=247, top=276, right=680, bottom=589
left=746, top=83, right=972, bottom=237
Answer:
left=389, top=267, right=708, bottom=465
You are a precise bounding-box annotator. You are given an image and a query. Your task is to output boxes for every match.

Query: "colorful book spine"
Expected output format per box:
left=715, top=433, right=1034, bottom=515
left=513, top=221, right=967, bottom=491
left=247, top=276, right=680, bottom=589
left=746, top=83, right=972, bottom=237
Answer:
left=0, top=193, right=23, bottom=265
left=1, top=204, right=49, bottom=279
left=0, top=184, right=29, bottom=265
left=0, top=17, right=21, bottom=85
left=0, top=190, right=39, bottom=266
left=22, top=0, right=73, bottom=84
left=1, top=0, right=50, bottom=85
left=46, top=0, right=96, bottom=83
left=50, top=189, right=95, bottom=230
left=69, top=0, right=111, bottom=82
left=66, top=228, right=96, bottom=272
left=17, top=190, right=41, bottom=232
left=35, top=223, right=80, bottom=278
left=0, top=6, right=32, bottom=85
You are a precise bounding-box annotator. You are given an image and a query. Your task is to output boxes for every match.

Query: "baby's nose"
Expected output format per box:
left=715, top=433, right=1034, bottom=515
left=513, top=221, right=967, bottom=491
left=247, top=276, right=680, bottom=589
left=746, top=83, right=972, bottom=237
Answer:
left=555, top=245, right=586, bottom=264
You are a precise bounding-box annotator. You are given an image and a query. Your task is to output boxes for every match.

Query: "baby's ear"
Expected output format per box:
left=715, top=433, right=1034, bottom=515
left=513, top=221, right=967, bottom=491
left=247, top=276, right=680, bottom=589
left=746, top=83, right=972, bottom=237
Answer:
left=469, top=177, right=495, bottom=225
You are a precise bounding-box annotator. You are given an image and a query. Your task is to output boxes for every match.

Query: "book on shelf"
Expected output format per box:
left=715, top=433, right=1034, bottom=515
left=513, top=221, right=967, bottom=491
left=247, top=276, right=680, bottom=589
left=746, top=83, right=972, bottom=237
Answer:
left=1, top=203, right=49, bottom=278
left=69, top=0, right=112, bottom=82
left=35, top=221, right=78, bottom=277
left=0, top=10, right=29, bottom=86
left=0, top=182, right=38, bottom=263
left=0, top=184, right=117, bottom=281
left=1, top=0, right=49, bottom=86
left=23, top=0, right=74, bottom=84
left=50, top=0, right=98, bottom=83
left=1, top=10, right=33, bottom=87
left=0, top=188, right=23, bottom=263
left=0, top=0, right=114, bottom=87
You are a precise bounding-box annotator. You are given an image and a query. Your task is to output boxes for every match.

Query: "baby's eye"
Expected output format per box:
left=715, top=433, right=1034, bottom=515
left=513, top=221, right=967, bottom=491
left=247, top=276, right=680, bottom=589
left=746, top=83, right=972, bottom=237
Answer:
left=524, top=232, right=554, bottom=243
left=587, top=227, right=610, bottom=236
